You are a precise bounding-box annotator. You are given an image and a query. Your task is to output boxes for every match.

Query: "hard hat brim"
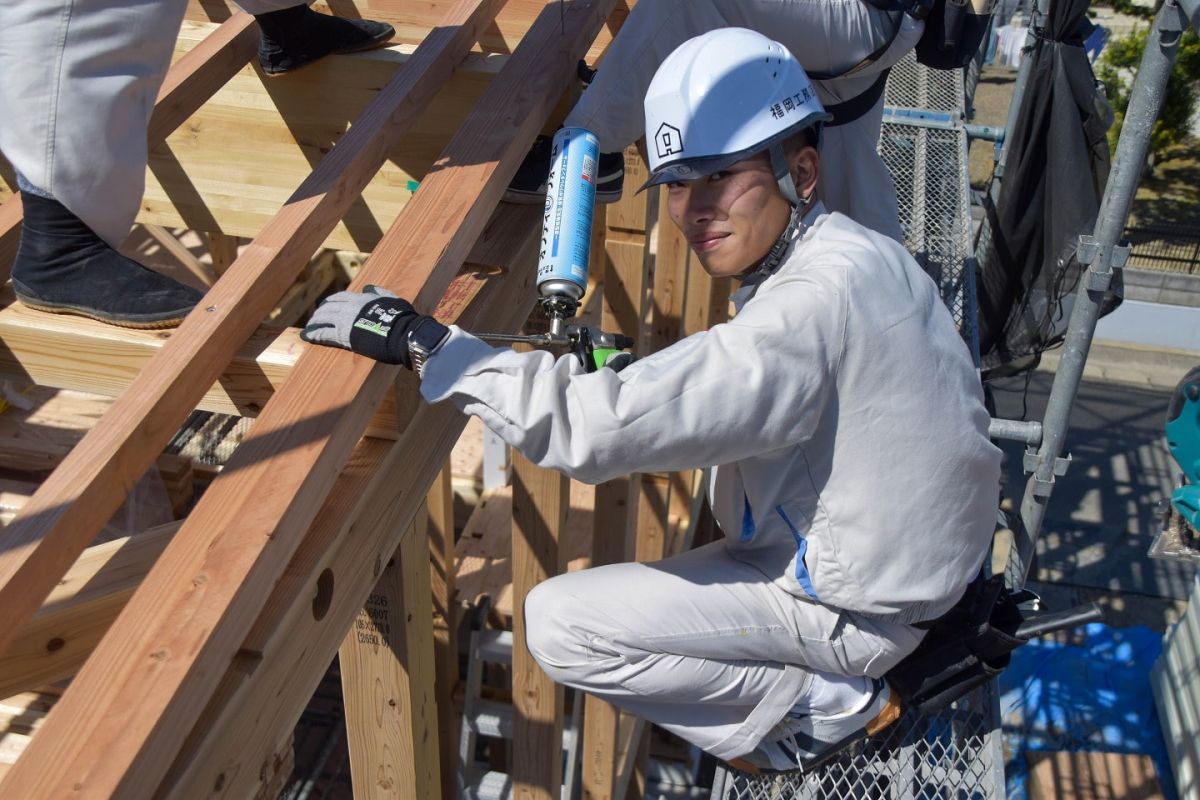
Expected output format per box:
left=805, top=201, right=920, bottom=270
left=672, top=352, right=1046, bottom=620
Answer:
left=639, top=111, right=832, bottom=193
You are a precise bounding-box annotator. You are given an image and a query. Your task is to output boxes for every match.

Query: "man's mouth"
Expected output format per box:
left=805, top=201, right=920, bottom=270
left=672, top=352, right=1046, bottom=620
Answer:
left=689, top=232, right=729, bottom=252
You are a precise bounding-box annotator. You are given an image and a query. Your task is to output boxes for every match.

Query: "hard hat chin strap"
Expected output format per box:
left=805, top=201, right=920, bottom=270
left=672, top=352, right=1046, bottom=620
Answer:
left=768, top=143, right=800, bottom=206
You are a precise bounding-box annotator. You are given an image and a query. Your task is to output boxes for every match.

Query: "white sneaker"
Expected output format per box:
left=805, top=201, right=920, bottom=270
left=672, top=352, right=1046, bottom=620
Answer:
left=727, top=679, right=903, bottom=774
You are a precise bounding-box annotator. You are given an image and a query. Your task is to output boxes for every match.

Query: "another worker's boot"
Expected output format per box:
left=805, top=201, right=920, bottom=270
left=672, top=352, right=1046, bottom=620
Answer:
left=255, top=5, right=395, bottom=76
left=11, top=192, right=204, bottom=329
left=726, top=678, right=903, bottom=774
left=505, top=133, right=626, bottom=204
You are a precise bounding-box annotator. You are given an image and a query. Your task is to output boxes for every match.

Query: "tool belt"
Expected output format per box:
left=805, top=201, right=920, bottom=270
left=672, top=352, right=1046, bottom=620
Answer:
left=885, top=573, right=1102, bottom=715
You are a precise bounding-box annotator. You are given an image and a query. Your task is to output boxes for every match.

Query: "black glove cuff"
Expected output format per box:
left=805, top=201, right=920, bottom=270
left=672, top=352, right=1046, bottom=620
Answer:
left=348, top=297, right=417, bottom=365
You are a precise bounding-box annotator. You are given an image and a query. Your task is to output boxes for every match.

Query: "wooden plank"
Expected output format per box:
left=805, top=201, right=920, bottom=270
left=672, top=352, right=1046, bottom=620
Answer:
left=0, top=0, right=505, bottom=666
left=583, top=145, right=651, bottom=800
left=266, top=251, right=336, bottom=327
left=0, top=13, right=257, bottom=281
left=205, top=232, right=240, bottom=276
left=0, top=195, right=22, bottom=281
left=0, top=268, right=505, bottom=431
left=454, top=481, right=595, bottom=619
left=427, top=463, right=462, bottom=800
left=339, top=507, right=440, bottom=800
left=0, top=525, right=177, bottom=699
left=142, top=225, right=217, bottom=288
left=142, top=22, right=502, bottom=249
left=511, top=452, right=569, bottom=800
left=185, top=1, right=630, bottom=64
left=157, top=204, right=541, bottom=799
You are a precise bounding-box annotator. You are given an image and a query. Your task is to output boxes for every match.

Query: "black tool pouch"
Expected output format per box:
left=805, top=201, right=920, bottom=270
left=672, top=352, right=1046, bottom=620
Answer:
left=887, top=573, right=1104, bottom=716
left=887, top=575, right=1027, bottom=714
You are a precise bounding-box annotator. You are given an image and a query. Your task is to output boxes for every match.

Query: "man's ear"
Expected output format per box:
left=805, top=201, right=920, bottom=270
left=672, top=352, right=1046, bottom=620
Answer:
left=790, top=146, right=820, bottom=201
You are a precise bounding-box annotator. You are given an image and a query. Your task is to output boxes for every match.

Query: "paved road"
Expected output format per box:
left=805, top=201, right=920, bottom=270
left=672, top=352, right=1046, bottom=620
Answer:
left=991, top=369, right=1196, bottom=631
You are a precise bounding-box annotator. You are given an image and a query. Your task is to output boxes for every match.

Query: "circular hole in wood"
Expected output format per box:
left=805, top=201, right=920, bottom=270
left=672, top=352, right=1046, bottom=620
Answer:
left=312, top=569, right=334, bottom=621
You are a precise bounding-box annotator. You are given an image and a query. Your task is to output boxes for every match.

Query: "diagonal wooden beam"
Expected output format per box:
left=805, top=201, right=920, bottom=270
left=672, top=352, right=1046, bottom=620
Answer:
left=158, top=202, right=540, bottom=798
left=0, top=0, right=504, bottom=664
left=0, top=2, right=615, bottom=793
left=0, top=524, right=178, bottom=700
left=0, top=13, right=258, bottom=280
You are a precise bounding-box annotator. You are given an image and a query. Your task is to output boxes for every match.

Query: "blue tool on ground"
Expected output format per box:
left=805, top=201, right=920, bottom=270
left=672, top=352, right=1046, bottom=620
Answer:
left=477, top=127, right=634, bottom=371
left=1152, top=366, right=1200, bottom=563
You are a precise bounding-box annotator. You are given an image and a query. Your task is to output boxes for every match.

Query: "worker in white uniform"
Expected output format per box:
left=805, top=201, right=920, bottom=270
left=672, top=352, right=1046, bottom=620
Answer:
left=302, top=29, right=1001, bottom=772
left=506, top=0, right=924, bottom=242
left=0, top=0, right=393, bottom=328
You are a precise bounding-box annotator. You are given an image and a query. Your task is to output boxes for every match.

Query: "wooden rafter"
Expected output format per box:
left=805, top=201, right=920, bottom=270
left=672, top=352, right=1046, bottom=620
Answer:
left=0, top=0, right=504, bottom=665
left=0, top=1, right=616, bottom=794
left=157, top=202, right=541, bottom=799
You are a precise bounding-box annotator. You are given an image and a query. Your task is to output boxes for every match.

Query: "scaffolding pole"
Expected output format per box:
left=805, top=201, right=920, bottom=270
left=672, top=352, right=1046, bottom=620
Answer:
left=1010, top=0, right=1189, bottom=586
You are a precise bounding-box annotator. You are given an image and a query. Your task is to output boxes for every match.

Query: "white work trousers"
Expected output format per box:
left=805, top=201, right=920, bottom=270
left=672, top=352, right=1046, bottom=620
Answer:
left=0, top=0, right=298, bottom=247
left=565, top=0, right=925, bottom=240
left=524, top=541, right=924, bottom=760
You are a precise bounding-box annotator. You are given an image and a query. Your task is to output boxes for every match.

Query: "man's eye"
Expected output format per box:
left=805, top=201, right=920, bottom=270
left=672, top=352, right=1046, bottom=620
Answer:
left=709, top=171, right=729, bottom=182
left=666, top=181, right=684, bottom=190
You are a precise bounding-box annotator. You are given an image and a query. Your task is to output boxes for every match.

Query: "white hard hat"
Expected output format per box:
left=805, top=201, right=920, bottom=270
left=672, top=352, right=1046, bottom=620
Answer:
left=642, top=28, right=831, bottom=200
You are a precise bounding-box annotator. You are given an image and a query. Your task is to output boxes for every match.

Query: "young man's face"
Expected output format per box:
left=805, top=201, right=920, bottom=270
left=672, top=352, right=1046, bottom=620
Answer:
left=665, top=152, right=793, bottom=279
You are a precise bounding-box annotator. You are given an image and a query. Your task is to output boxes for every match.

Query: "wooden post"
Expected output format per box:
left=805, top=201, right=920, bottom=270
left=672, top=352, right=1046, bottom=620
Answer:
left=511, top=451, right=569, bottom=800
left=154, top=203, right=542, bottom=799
left=205, top=232, right=240, bottom=276
left=582, top=146, right=653, bottom=800
left=339, top=507, right=440, bottom=800
left=426, top=463, right=461, bottom=800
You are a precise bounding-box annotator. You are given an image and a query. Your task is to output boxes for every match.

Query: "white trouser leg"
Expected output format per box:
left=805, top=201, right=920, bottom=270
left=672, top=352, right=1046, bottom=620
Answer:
left=0, top=0, right=302, bottom=246
left=523, top=541, right=922, bottom=760
left=0, top=0, right=189, bottom=245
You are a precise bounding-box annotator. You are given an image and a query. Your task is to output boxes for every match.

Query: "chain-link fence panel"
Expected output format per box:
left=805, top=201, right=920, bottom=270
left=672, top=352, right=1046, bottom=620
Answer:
left=710, top=53, right=1000, bottom=800
left=712, top=680, right=1004, bottom=800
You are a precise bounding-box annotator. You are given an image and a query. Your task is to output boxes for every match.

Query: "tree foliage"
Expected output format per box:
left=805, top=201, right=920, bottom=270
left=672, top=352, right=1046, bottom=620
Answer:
left=1094, top=23, right=1200, bottom=165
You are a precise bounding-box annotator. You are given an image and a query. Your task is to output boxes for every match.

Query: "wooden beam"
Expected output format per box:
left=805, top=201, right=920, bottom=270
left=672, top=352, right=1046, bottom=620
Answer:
left=142, top=22, right=503, bottom=250
left=204, top=232, right=240, bottom=276
left=511, top=452, right=568, bottom=800
left=583, top=145, right=652, bottom=800
left=185, top=1, right=631, bottom=64
left=147, top=12, right=258, bottom=144
left=339, top=507, right=440, bottom=800
left=0, top=195, right=21, bottom=282
left=0, top=267, right=496, bottom=432
left=0, top=13, right=257, bottom=281
left=157, top=204, right=540, bottom=798
left=0, top=0, right=505, bottom=666
left=0, top=525, right=177, bottom=699
left=427, top=463, right=462, bottom=800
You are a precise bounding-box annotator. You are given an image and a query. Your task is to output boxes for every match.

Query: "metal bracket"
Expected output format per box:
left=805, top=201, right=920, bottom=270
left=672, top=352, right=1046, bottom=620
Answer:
left=882, top=106, right=963, bottom=130
left=1024, top=449, right=1071, bottom=497
left=1076, top=235, right=1130, bottom=292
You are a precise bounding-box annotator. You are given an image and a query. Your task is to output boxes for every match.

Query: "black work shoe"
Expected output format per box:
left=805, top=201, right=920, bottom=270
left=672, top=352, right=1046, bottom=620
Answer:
left=255, top=5, right=395, bottom=76
left=504, top=135, right=625, bottom=205
left=11, top=192, right=204, bottom=329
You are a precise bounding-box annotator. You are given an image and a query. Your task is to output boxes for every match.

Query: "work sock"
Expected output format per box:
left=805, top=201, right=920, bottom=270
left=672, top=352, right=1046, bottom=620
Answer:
left=255, top=5, right=395, bottom=76
left=11, top=192, right=204, bottom=329
left=505, top=134, right=625, bottom=204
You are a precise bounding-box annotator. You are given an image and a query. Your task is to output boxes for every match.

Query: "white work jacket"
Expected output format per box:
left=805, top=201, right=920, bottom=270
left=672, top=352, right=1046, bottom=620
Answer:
left=422, top=210, right=1002, bottom=625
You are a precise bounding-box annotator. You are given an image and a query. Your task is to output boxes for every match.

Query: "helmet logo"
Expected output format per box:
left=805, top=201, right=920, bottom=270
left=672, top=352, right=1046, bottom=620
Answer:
left=655, top=123, right=683, bottom=159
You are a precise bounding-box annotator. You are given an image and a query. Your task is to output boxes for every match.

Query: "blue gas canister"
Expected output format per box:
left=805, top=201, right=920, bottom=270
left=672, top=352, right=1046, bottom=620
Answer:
left=537, top=128, right=599, bottom=305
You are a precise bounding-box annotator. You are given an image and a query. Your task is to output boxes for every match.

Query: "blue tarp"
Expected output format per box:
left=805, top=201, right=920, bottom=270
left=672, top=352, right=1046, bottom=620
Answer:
left=999, top=622, right=1176, bottom=799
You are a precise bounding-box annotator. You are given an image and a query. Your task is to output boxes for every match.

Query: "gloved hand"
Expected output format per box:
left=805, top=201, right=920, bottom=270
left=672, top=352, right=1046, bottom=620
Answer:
left=301, top=284, right=439, bottom=368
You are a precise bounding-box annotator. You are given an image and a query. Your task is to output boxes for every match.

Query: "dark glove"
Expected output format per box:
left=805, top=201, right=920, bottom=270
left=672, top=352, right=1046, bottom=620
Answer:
left=301, top=285, right=441, bottom=368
